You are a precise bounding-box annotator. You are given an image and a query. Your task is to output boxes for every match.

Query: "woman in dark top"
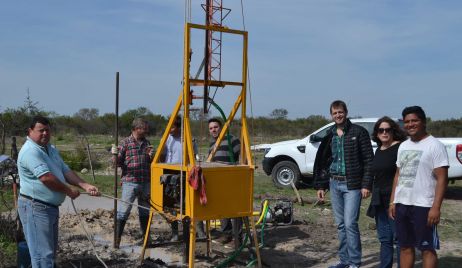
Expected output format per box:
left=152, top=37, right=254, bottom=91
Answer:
left=367, top=116, right=407, bottom=268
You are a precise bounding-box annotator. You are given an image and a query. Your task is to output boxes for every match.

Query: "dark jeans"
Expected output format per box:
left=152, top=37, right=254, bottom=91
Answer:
left=375, top=205, right=400, bottom=268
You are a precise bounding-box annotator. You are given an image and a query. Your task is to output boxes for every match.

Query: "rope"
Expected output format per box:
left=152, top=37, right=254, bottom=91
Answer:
left=70, top=199, right=109, bottom=268
left=98, top=192, right=152, bottom=211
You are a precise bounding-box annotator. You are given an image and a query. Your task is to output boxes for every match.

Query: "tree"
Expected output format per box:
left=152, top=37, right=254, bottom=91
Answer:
left=0, top=116, right=5, bottom=154
left=119, top=107, right=155, bottom=136
left=74, top=108, right=99, bottom=121
left=269, top=108, right=288, bottom=119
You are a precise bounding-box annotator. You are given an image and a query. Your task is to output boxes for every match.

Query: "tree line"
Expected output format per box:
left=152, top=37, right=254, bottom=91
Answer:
left=1, top=103, right=461, bottom=154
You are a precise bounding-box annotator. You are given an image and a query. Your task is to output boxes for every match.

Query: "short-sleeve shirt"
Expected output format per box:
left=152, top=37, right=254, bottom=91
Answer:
left=394, top=135, right=449, bottom=207
left=117, top=135, right=151, bottom=183
left=18, top=137, right=71, bottom=206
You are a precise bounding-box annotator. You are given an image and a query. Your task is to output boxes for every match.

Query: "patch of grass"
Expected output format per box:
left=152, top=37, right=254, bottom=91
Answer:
left=253, top=173, right=297, bottom=198
left=0, top=233, right=16, bottom=266
left=0, top=189, right=15, bottom=213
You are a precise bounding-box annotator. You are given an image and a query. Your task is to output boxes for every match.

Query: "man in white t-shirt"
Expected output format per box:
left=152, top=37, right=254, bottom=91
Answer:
left=389, top=106, right=449, bottom=268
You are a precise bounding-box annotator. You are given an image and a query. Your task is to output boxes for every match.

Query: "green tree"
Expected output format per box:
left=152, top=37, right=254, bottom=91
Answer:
left=74, top=108, right=99, bottom=121
left=269, top=108, right=288, bottom=119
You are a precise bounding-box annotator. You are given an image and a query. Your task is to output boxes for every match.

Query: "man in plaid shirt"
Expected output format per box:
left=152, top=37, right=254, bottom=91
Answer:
left=113, top=118, right=154, bottom=248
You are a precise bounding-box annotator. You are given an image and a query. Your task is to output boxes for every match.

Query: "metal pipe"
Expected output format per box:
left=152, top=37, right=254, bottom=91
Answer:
left=203, top=0, right=211, bottom=113
left=113, top=72, right=119, bottom=248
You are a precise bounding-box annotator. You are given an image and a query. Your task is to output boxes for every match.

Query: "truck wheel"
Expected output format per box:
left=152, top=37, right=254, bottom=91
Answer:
left=271, top=161, right=301, bottom=188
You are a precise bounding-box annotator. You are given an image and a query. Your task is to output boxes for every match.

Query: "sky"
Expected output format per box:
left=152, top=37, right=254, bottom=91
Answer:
left=1, top=0, right=462, bottom=120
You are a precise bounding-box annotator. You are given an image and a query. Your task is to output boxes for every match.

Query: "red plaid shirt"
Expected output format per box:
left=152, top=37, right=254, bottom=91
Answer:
left=117, top=135, right=151, bottom=183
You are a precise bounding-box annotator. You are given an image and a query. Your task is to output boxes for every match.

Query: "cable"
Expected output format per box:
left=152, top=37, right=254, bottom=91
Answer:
left=70, top=199, right=109, bottom=268
left=180, top=112, right=184, bottom=229
left=99, top=192, right=152, bottom=212
left=239, top=0, right=257, bottom=166
left=240, top=0, right=247, bottom=31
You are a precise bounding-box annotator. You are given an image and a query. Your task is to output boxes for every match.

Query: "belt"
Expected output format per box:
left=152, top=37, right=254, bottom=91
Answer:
left=19, top=193, right=59, bottom=209
left=331, top=175, right=346, bottom=181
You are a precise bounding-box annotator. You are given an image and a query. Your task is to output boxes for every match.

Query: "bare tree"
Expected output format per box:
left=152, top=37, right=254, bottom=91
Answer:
left=24, top=88, right=41, bottom=115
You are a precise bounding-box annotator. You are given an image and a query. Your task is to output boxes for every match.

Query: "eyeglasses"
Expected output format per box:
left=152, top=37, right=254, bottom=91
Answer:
left=378, top=128, right=392, bottom=134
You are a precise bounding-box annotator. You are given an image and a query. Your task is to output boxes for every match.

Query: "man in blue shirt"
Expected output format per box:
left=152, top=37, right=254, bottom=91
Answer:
left=17, top=115, right=99, bottom=268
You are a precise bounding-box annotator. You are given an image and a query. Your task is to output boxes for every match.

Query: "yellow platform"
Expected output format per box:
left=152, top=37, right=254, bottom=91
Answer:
left=151, top=163, right=254, bottom=221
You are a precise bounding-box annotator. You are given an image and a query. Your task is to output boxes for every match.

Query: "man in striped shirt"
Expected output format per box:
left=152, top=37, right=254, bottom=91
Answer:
left=208, top=118, right=240, bottom=163
left=208, top=118, right=242, bottom=248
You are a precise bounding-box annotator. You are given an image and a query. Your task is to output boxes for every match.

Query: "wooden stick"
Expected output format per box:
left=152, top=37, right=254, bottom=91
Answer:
left=290, top=181, right=303, bottom=206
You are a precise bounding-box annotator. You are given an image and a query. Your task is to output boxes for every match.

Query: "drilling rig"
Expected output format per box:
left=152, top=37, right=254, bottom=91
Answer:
left=139, top=1, right=260, bottom=267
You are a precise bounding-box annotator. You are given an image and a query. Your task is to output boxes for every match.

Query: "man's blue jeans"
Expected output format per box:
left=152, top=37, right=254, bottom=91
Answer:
left=375, top=205, right=400, bottom=268
left=117, top=182, right=151, bottom=220
left=330, top=178, right=362, bottom=267
left=17, top=196, right=59, bottom=268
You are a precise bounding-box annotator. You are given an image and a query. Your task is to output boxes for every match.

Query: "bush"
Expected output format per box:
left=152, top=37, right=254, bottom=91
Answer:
left=60, top=146, right=88, bottom=171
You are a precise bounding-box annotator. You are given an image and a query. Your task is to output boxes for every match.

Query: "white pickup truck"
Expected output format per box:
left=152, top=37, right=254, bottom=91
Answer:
left=260, top=118, right=462, bottom=188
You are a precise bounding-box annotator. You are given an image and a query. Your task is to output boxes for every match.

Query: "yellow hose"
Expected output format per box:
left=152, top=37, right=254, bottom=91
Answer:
left=255, top=200, right=269, bottom=225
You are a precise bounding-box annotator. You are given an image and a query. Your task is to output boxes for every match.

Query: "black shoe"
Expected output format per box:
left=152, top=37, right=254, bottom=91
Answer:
left=115, top=219, right=126, bottom=249
left=216, top=235, right=233, bottom=244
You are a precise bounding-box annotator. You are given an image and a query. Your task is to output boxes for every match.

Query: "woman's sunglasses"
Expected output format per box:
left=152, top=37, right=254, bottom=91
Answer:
left=378, top=128, right=392, bottom=134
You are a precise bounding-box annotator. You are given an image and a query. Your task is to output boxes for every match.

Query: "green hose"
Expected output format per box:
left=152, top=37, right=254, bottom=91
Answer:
left=216, top=204, right=270, bottom=268
left=215, top=233, right=249, bottom=268
left=208, top=99, right=236, bottom=163
left=259, top=203, right=269, bottom=248
left=245, top=203, right=269, bottom=267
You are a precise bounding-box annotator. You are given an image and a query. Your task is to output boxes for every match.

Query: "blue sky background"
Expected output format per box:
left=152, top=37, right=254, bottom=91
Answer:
left=1, top=0, right=461, bottom=120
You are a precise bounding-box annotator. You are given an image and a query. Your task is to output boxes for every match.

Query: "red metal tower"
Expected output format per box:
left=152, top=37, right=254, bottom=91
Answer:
left=202, top=0, right=231, bottom=113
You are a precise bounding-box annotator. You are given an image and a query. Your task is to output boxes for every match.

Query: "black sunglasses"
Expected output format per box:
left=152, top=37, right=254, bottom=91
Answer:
left=378, top=128, right=392, bottom=134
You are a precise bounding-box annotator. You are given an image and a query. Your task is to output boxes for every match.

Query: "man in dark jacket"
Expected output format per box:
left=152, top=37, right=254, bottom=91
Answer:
left=313, top=100, right=374, bottom=268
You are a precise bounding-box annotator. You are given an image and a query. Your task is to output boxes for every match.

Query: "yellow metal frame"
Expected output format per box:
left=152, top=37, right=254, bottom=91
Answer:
left=140, top=23, right=260, bottom=268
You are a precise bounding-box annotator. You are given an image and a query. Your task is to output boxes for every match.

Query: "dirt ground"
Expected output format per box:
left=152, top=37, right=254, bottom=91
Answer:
left=52, top=193, right=462, bottom=268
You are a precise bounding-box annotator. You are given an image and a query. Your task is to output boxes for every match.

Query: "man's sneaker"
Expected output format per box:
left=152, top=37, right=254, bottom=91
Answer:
left=328, top=263, right=349, bottom=268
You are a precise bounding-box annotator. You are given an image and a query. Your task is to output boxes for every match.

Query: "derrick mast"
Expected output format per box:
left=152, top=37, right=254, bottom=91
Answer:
left=202, top=0, right=230, bottom=113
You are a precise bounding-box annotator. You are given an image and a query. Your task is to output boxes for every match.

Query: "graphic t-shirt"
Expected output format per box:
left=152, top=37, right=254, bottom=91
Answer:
left=394, top=135, right=449, bottom=207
